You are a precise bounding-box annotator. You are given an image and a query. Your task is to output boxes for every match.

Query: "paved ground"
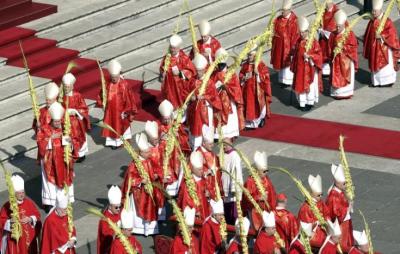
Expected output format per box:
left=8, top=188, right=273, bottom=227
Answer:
left=1, top=0, right=400, bottom=253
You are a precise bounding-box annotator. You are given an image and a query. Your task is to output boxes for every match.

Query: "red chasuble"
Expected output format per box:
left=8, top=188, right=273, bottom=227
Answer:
left=212, top=70, right=245, bottom=130
left=169, top=234, right=200, bottom=254
left=190, top=36, right=222, bottom=62
left=186, top=78, right=222, bottom=137
left=275, top=208, right=299, bottom=251
left=200, top=216, right=222, bottom=254
left=239, top=61, right=272, bottom=120
left=62, top=92, right=91, bottom=158
left=254, top=230, right=279, bottom=254
left=288, top=238, right=306, bottom=254
left=363, top=17, right=400, bottom=72
left=36, top=125, right=74, bottom=188
left=121, top=159, right=162, bottom=222
left=297, top=200, right=330, bottom=248
left=320, top=239, right=339, bottom=254
left=328, top=29, right=358, bottom=89
left=177, top=175, right=210, bottom=221
left=291, top=38, right=323, bottom=94
left=160, top=50, right=196, bottom=108
left=196, top=147, right=224, bottom=201
left=32, top=107, right=52, bottom=134
left=271, top=12, right=299, bottom=70
left=325, top=187, right=354, bottom=252
left=110, top=235, right=142, bottom=254
left=0, top=199, right=41, bottom=254
left=243, top=175, right=277, bottom=213
left=320, top=4, right=338, bottom=63
left=96, top=78, right=137, bottom=139
left=41, top=209, right=76, bottom=254
left=97, top=209, right=121, bottom=254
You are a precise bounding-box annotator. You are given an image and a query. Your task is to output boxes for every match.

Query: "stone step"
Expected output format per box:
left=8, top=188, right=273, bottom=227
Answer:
left=83, top=0, right=274, bottom=62
left=23, top=0, right=131, bottom=33
left=0, top=0, right=286, bottom=119
left=63, top=0, right=220, bottom=54
left=44, top=0, right=175, bottom=44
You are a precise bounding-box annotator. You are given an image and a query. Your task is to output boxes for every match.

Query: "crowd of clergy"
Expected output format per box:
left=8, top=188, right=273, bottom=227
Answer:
left=1, top=0, right=396, bottom=253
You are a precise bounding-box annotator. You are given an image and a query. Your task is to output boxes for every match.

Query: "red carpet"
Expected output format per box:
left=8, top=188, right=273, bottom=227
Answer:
left=0, top=25, right=399, bottom=160
left=135, top=90, right=400, bottom=160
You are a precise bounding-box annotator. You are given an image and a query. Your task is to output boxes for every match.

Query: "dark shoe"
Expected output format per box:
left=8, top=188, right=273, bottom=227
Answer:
left=305, top=105, right=313, bottom=111
left=259, top=119, right=266, bottom=128
left=299, top=106, right=307, bottom=112
left=76, top=156, right=86, bottom=163
left=111, top=146, right=120, bottom=150
left=381, top=83, right=394, bottom=88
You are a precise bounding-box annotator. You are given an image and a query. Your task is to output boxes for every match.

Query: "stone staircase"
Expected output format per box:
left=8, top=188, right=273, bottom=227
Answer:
left=0, top=0, right=369, bottom=162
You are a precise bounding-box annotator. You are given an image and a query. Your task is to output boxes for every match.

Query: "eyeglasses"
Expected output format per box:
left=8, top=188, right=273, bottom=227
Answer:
left=114, top=206, right=121, bottom=210
left=317, top=194, right=323, bottom=197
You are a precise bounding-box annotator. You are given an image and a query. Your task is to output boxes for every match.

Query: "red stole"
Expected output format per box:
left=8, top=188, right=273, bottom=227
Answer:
left=275, top=208, right=300, bottom=251
left=288, top=238, right=305, bottom=254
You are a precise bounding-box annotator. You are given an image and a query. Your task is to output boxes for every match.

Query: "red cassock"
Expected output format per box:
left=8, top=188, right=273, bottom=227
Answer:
left=96, top=78, right=137, bottom=139
left=275, top=208, right=299, bottom=251
left=320, top=239, right=338, bottom=254
left=328, top=29, right=358, bottom=89
left=97, top=209, right=121, bottom=254
left=41, top=209, right=77, bottom=254
left=186, top=78, right=222, bottom=137
left=363, top=17, right=400, bottom=72
left=121, top=159, right=163, bottom=222
left=190, top=37, right=222, bottom=62
left=177, top=175, right=210, bottom=221
left=239, top=61, right=272, bottom=120
left=325, top=187, right=354, bottom=252
left=226, top=239, right=243, bottom=254
left=0, top=199, right=41, bottom=254
left=254, top=231, right=279, bottom=254
left=36, top=125, right=74, bottom=188
left=110, top=235, right=142, bottom=254
left=212, top=70, right=245, bottom=130
left=169, top=234, right=200, bottom=254
left=160, top=50, right=196, bottom=108
left=297, top=200, right=330, bottom=248
left=243, top=175, right=277, bottom=213
left=200, top=217, right=222, bottom=254
left=320, top=4, right=338, bottom=63
left=288, top=238, right=305, bottom=254
left=271, top=12, right=299, bottom=70
left=291, top=38, right=323, bottom=94
left=196, top=147, right=224, bottom=201
left=62, top=92, right=91, bottom=158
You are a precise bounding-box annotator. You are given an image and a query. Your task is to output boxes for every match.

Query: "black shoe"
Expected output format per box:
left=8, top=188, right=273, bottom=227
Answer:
left=259, top=119, right=266, bottom=128
left=76, top=156, right=86, bottom=163
left=299, top=107, right=307, bottom=112
left=305, top=105, right=313, bottom=111
left=111, top=146, right=120, bottom=150
left=381, top=83, right=394, bottom=88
